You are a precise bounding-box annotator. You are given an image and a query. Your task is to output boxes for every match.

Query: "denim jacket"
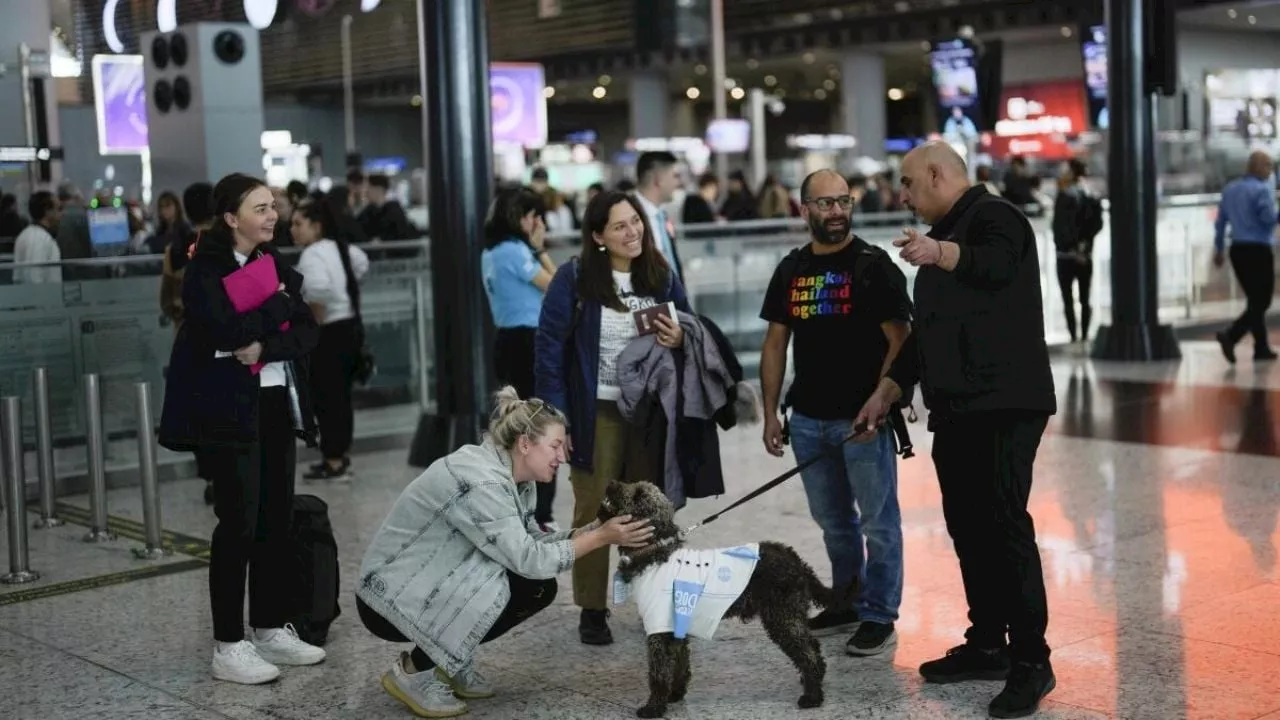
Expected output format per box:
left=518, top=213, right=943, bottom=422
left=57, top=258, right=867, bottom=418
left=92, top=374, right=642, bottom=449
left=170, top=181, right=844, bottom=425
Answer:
left=355, top=440, right=575, bottom=676
left=534, top=259, right=691, bottom=471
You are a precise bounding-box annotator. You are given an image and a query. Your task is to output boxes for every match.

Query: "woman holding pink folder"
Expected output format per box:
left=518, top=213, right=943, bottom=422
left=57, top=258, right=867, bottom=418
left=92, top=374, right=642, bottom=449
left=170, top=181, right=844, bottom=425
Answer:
left=159, top=173, right=326, bottom=686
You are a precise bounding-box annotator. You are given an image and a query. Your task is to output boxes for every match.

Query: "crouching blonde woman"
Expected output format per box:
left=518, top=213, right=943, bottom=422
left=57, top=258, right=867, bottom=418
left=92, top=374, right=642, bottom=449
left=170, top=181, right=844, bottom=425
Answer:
left=355, top=387, right=654, bottom=718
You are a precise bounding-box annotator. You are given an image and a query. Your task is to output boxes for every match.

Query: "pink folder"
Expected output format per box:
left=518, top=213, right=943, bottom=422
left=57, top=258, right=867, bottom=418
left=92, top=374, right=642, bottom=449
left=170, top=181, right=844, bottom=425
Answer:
left=221, top=254, right=290, bottom=375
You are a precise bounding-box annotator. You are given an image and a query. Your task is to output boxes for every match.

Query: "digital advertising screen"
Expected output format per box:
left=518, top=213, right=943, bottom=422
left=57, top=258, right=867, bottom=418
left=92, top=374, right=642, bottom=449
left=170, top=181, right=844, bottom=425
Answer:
left=1204, top=69, right=1280, bottom=140
left=88, top=207, right=131, bottom=250
left=705, top=119, right=750, bottom=153
left=988, top=80, right=1088, bottom=160
left=1081, top=25, right=1109, bottom=130
left=91, top=54, right=149, bottom=156
left=930, top=38, right=982, bottom=140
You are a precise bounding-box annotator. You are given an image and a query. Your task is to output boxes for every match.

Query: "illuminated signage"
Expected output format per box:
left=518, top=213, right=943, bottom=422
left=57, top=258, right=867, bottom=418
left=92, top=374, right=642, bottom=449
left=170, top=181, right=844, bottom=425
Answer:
left=986, top=80, right=1087, bottom=160
left=104, top=0, right=384, bottom=53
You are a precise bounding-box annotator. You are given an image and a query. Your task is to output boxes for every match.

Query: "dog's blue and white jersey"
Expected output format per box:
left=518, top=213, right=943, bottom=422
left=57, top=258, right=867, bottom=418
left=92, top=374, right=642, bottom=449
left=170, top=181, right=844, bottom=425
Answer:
left=622, top=544, right=760, bottom=640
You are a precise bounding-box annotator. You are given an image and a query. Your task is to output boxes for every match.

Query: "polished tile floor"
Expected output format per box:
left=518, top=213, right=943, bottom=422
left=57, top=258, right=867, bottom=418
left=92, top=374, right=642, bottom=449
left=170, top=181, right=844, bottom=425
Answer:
left=1, top=338, right=1279, bottom=719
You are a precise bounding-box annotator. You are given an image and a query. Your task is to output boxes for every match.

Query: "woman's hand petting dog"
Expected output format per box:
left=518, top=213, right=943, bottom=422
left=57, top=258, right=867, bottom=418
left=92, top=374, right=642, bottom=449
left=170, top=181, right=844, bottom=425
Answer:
left=601, top=515, right=655, bottom=548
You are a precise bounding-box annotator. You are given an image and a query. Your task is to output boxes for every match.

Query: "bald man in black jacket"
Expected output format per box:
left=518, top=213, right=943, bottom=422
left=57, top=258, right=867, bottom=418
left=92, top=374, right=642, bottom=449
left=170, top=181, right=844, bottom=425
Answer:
left=894, top=141, right=1057, bottom=720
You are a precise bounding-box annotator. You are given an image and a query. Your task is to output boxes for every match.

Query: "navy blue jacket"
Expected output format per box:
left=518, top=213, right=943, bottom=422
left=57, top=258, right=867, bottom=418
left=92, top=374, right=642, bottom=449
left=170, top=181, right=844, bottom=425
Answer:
left=159, top=237, right=319, bottom=451
left=534, top=260, right=691, bottom=472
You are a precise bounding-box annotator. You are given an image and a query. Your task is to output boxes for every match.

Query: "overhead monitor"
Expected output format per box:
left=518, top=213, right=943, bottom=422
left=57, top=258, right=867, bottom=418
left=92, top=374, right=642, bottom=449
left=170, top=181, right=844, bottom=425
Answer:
left=1081, top=24, right=1109, bottom=130
left=92, top=54, right=149, bottom=156
left=705, top=119, right=750, bottom=153
left=490, top=63, right=549, bottom=150
left=930, top=38, right=982, bottom=140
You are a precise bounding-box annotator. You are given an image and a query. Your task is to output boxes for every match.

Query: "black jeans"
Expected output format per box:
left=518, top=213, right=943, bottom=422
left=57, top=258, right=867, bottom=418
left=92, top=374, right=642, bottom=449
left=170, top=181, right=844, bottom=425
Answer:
left=207, top=388, right=297, bottom=642
left=1227, top=244, right=1276, bottom=351
left=357, top=572, right=557, bottom=670
left=932, top=410, right=1051, bottom=664
left=1056, top=257, right=1093, bottom=341
left=310, top=318, right=361, bottom=461
left=494, top=327, right=555, bottom=523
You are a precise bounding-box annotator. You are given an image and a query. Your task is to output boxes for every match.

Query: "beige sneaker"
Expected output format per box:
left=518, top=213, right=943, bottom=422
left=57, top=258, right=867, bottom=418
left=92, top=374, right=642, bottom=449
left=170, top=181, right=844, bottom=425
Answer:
left=436, top=658, right=495, bottom=700
left=381, top=652, right=468, bottom=718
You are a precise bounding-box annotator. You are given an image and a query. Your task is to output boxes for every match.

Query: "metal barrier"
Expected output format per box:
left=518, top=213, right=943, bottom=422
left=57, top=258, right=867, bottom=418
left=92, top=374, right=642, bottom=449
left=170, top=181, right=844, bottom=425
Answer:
left=132, top=382, right=169, bottom=560
left=1, top=396, right=39, bottom=584
left=31, top=367, right=62, bottom=529
left=81, top=374, right=115, bottom=542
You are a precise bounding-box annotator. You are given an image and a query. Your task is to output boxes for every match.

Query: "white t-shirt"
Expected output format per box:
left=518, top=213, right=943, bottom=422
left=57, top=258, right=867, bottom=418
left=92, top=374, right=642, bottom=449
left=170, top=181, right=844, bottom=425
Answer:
left=297, top=238, right=369, bottom=324
left=215, top=250, right=287, bottom=387
left=620, top=544, right=760, bottom=640
left=13, top=224, right=62, bottom=284
left=597, top=270, right=657, bottom=401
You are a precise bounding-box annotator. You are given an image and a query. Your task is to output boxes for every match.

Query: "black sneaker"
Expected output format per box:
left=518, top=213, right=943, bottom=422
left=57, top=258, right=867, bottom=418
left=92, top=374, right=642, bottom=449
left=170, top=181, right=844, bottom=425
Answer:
left=203, top=481, right=215, bottom=506
left=807, top=607, right=861, bottom=638
left=1256, top=347, right=1279, bottom=361
left=303, top=459, right=352, bottom=482
left=988, top=661, right=1056, bottom=718
left=1217, top=331, right=1237, bottom=364
left=846, top=621, right=897, bottom=657
left=920, top=644, right=1011, bottom=684
left=579, top=609, right=613, bottom=646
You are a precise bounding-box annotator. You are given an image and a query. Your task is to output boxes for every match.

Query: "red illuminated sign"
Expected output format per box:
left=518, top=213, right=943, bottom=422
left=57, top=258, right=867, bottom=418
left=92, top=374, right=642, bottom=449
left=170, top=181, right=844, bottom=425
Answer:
left=984, top=80, right=1088, bottom=160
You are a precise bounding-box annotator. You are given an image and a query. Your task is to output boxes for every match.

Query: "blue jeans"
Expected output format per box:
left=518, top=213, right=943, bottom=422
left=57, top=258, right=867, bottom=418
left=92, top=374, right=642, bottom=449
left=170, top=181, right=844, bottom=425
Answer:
left=790, top=412, right=904, bottom=625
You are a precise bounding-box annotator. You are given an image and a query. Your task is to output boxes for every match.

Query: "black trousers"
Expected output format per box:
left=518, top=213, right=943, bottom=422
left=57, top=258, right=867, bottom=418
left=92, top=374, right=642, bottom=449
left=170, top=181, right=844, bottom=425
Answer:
left=1227, top=244, right=1276, bottom=351
left=311, top=318, right=361, bottom=461
left=357, top=572, right=557, bottom=670
left=1056, top=257, right=1093, bottom=341
left=932, top=411, right=1051, bottom=664
left=494, top=327, right=555, bottom=523
left=207, top=388, right=297, bottom=642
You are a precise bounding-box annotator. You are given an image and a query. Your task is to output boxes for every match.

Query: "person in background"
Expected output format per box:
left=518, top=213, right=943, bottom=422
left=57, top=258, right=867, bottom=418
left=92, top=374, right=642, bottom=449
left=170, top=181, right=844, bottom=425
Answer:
left=542, top=189, right=575, bottom=235
left=615, top=178, right=637, bottom=193
left=0, top=193, right=27, bottom=238
left=159, top=172, right=324, bottom=685
left=355, top=388, right=653, bottom=719
left=1002, top=156, right=1036, bottom=208
left=358, top=174, right=418, bottom=241
left=720, top=170, right=757, bottom=221
left=146, top=191, right=189, bottom=255
left=125, top=203, right=150, bottom=257
left=759, top=169, right=912, bottom=656
left=13, top=191, right=62, bottom=285
left=682, top=172, right=720, bottom=224
left=159, top=182, right=218, bottom=505
left=55, top=183, right=92, bottom=279
left=294, top=199, right=370, bottom=481
left=482, top=187, right=559, bottom=528
left=757, top=174, right=793, bottom=219
left=633, top=151, right=683, bottom=278
left=347, top=169, right=368, bottom=215
left=1052, top=159, right=1101, bottom=343
left=586, top=182, right=605, bottom=206
left=271, top=187, right=295, bottom=247
left=286, top=180, right=310, bottom=209
left=535, top=191, right=691, bottom=646
left=1214, top=150, right=1279, bottom=363
left=976, top=166, right=1002, bottom=197
left=894, top=141, right=1057, bottom=718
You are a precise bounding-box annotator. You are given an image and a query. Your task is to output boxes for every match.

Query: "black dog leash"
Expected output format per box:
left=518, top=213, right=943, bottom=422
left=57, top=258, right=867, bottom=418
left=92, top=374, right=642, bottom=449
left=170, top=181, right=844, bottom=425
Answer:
left=683, top=420, right=869, bottom=535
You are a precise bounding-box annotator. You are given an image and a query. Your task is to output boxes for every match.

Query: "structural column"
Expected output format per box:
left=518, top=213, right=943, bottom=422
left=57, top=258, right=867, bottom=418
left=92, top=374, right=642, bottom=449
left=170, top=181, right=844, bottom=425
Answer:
left=839, top=52, right=887, bottom=163
left=0, top=0, right=61, bottom=192
left=408, top=0, right=494, bottom=467
left=629, top=70, right=670, bottom=140
left=1091, top=0, right=1180, bottom=361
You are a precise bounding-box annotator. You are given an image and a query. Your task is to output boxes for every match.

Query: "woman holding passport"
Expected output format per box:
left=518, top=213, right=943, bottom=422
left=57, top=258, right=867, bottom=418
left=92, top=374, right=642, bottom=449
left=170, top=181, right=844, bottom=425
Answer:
left=159, top=172, right=325, bottom=686
left=534, top=190, right=691, bottom=645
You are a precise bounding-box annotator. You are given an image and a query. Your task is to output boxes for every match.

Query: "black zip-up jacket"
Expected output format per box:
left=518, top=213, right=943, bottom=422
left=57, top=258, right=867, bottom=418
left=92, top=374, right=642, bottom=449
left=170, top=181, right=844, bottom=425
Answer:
left=912, top=186, right=1057, bottom=424
left=159, top=235, right=319, bottom=451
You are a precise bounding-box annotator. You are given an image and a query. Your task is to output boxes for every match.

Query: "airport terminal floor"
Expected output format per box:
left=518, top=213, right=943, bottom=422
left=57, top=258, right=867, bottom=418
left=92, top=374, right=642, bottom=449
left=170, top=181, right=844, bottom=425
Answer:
left=2, top=329, right=1280, bottom=720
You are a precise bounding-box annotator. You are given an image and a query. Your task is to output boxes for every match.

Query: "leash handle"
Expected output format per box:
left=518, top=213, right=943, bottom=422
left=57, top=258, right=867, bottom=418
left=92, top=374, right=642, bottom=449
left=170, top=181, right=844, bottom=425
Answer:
left=695, top=421, right=867, bottom=529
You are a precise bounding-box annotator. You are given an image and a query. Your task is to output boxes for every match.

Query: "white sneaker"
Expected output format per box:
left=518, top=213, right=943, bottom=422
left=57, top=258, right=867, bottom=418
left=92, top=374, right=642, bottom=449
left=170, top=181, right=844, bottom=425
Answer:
left=382, top=652, right=468, bottom=718
left=212, top=641, right=281, bottom=685
left=251, top=624, right=326, bottom=666
left=436, top=658, right=495, bottom=699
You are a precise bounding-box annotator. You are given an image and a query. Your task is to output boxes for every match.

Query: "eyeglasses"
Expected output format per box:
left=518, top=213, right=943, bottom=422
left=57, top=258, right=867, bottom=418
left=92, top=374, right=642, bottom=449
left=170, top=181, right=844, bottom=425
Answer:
left=803, top=195, right=854, bottom=212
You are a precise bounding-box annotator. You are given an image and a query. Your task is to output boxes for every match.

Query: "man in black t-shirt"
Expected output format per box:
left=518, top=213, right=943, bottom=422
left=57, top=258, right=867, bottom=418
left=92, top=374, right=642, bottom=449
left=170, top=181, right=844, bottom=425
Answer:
left=759, top=169, right=915, bottom=658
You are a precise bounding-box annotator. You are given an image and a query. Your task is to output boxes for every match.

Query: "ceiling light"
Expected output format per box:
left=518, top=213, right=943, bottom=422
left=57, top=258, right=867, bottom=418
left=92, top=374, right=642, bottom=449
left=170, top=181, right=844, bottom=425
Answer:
left=410, top=94, right=423, bottom=107
left=725, top=78, right=737, bottom=89
left=887, top=88, right=905, bottom=101
left=361, top=0, right=382, bottom=10
left=813, top=88, right=827, bottom=100
left=598, top=74, right=612, bottom=86
left=920, top=40, right=932, bottom=51
left=243, top=0, right=278, bottom=30
left=695, top=63, right=708, bottom=75
left=543, top=86, right=555, bottom=98
left=764, top=74, right=777, bottom=87
left=802, top=52, right=816, bottom=64
left=1228, top=8, right=1238, bottom=18
left=730, top=87, right=745, bottom=100
left=746, top=58, right=759, bottom=70
left=828, top=67, right=841, bottom=79
left=823, top=79, right=836, bottom=91
left=1060, top=26, right=1073, bottom=38
left=157, top=0, right=177, bottom=32
left=592, top=86, right=607, bottom=99
left=1249, top=14, right=1257, bottom=24
left=686, top=87, right=701, bottom=100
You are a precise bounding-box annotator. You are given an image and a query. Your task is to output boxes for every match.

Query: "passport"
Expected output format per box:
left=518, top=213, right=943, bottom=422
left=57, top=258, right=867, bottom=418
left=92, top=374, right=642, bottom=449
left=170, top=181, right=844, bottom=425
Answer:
left=632, top=301, right=678, bottom=336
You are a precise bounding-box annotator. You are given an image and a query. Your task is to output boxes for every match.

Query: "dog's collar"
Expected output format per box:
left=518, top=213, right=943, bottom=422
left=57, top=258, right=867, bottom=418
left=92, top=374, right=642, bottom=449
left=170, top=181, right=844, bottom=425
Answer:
left=618, top=535, right=682, bottom=567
